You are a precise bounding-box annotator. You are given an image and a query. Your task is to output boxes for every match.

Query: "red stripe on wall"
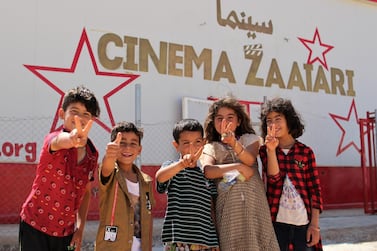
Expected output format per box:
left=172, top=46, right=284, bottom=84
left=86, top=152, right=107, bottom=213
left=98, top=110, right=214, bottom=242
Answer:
left=0, top=163, right=363, bottom=224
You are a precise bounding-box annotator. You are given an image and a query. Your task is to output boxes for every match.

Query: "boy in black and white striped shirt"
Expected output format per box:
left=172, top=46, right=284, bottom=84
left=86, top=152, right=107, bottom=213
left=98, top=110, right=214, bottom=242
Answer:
left=156, top=119, right=219, bottom=251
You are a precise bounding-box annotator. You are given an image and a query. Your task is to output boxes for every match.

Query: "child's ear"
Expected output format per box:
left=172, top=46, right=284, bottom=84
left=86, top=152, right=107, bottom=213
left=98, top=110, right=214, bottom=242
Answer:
left=172, top=141, right=179, bottom=150
left=58, top=108, right=65, bottom=119
left=138, top=145, right=142, bottom=155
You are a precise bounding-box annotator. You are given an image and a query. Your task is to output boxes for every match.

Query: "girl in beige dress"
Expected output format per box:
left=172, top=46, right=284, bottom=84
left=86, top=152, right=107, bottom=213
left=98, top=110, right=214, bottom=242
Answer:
left=200, top=96, right=279, bottom=251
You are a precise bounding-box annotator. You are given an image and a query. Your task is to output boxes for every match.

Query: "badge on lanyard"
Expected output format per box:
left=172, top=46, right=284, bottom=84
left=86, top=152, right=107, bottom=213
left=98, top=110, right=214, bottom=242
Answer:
left=104, top=226, right=118, bottom=242
left=104, top=182, right=120, bottom=242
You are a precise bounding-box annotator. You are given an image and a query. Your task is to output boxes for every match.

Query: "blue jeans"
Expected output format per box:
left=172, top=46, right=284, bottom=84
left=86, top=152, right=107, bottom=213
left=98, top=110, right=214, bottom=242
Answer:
left=273, top=222, right=314, bottom=251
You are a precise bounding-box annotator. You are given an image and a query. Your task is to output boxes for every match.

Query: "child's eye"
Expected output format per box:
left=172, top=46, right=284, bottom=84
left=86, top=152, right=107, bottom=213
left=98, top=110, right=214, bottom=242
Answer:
left=82, top=113, right=92, bottom=119
left=119, top=142, right=139, bottom=148
left=69, top=110, right=79, bottom=115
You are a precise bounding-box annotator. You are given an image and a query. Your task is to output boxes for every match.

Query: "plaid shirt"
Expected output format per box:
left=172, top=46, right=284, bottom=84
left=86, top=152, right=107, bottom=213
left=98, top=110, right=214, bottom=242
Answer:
left=260, top=141, right=323, bottom=250
left=259, top=141, right=323, bottom=221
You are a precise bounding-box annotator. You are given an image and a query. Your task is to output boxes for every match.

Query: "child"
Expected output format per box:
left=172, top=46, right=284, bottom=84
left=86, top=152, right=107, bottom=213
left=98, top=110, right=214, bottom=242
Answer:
left=19, top=85, right=100, bottom=251
left=200, top=96, right=279, bottom=250
left=259, top=97, right=323, bottom=251
left=95, top=121, right=155, bottom=251
left=156, top=118, right=219, bottom=251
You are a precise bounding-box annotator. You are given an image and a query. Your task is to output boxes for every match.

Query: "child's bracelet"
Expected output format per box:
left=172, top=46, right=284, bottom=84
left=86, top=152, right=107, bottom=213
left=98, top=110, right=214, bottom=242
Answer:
left=235, top=145, right=245, bottom=156
left=309, top=225, right=320, bottom=232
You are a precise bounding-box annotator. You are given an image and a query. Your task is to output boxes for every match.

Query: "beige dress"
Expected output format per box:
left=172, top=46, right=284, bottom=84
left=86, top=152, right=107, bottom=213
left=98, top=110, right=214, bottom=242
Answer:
left=202, top=134, right=279, bottom=251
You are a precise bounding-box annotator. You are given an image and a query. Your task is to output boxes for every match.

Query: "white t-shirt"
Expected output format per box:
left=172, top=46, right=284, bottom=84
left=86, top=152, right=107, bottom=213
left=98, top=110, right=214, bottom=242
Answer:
left=276, top=175, right=309, bottom=226
left=126, top=178, right=139, bottom=196
left=276, top=149, right=308, bottom=226
left=126, top=179, right=141, bottom=251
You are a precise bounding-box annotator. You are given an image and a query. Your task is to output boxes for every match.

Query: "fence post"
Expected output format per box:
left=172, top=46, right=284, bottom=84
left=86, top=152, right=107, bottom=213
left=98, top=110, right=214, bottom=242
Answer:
left=135, top=83, right=141, bottom=169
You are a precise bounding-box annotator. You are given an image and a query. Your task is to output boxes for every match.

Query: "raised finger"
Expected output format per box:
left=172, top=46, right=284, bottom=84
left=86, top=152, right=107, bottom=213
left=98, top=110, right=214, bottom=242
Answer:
left=189, top=143, right=193, bottom=157
left=193, top=146, right=204, bottom=160
left=74, top=116, right=83, bottom=134
left=225, top=121, right=233, bottom=132
left=82, top=119, right=93, bottom=136
left=113, top=132, right=122, bottom=145
left=221, top=119, right=227, bottom=134
left=267, top=124, right=275, bottom=137
left=267, top=124, right=272, bottom=136
left=271, top=124, right=276, bottom=137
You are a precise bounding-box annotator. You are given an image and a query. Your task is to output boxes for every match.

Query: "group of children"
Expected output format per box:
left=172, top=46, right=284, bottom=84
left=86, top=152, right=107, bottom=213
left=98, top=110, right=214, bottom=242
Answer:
left=18, top=85, right=323, bottom=251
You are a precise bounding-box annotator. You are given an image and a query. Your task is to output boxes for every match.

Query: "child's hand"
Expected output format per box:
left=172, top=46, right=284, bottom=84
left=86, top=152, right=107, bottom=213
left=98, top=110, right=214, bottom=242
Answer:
left=69, top=115, right=93, bottom=148
left=182, top=146, right=203, bottom=168
left=220, top=119, right=236, bottom=147
left=306, top=225, right=320, bottom=247
left=264, top=124, right=279, bottom=151
left=238, top=163, right=254, bottom=180
left=105, top=132, right=122, bottom=160
left=69, top=228, right=83, bottom=251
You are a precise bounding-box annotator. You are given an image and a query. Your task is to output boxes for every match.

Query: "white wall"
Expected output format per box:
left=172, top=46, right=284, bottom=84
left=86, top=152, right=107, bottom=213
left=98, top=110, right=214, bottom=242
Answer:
left=1, top=0, right=376, bottom=166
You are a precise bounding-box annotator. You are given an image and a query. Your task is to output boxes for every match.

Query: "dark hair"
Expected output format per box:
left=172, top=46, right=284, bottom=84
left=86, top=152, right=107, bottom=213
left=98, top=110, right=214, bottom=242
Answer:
left=204, top=96, right=255, bottom=143
left=110, top=121, right=144, bottom=144
left=62, top=85, right=100, bottom=117
left=173, top=119, right=203, bottom=143
left=260, top=97, right=304, bottom=139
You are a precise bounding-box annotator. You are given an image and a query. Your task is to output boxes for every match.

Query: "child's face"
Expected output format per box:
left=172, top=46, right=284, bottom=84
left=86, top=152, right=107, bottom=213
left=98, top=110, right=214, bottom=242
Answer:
left=117, top=131, right=142, bottom=164
left=214, top=107, right=240, bottom=134
left=59, top=102, right=93, bottom=131
left=266, top=112, right=289, bottom=138
left=173, top=131, right=203, bottom=156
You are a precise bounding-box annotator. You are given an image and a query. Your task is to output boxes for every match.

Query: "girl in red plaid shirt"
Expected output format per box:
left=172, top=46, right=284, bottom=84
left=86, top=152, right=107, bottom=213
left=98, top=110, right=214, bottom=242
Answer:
left=259, top=97, right=323, bottom=251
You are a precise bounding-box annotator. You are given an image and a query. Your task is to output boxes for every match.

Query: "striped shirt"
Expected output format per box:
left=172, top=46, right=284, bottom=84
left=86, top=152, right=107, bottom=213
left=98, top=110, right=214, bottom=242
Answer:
left=157, top=160, right=219, bottom=247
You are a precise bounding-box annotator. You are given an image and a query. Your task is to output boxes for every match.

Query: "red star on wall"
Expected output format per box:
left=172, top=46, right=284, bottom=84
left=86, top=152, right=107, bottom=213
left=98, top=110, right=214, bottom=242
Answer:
left=329, top=99, right=361, bottom=156
left=24, top=28, right=139, bottom=132
left=298, top=28, right=334, bottom=70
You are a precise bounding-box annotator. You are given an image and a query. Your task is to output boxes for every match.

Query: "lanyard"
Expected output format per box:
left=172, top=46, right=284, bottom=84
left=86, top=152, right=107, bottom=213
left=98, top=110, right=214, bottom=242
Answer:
left=110, top=182, right=119, bottom=226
